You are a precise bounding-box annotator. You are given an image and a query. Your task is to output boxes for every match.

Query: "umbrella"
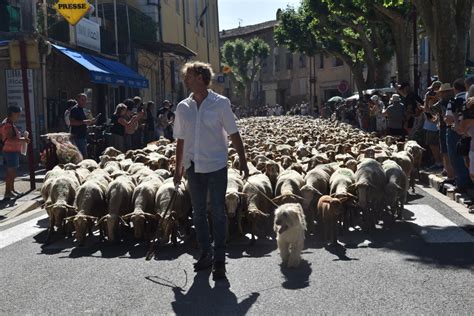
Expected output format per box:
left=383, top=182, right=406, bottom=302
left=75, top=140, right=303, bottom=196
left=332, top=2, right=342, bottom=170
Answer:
left=327, top=96, right=344, bottom=103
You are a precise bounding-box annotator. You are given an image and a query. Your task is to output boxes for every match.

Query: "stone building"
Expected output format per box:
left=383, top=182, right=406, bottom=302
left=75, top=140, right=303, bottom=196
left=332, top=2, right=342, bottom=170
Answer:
left=220, top=19, right=355, bottom=111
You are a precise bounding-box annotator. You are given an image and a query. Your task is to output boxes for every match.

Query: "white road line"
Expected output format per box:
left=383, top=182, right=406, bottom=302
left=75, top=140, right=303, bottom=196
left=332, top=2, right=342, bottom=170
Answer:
left=405, top=204, right=474, bottom=243
left=0, top=214, right=48, bottom=249
left=417, top=185, right=474, bottom=224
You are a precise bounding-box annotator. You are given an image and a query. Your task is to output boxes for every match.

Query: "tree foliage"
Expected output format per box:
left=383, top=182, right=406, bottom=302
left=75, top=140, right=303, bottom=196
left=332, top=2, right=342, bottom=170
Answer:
left=275, top=0, right=415, bottom=92
left=221, top=38, right=270, bottom=107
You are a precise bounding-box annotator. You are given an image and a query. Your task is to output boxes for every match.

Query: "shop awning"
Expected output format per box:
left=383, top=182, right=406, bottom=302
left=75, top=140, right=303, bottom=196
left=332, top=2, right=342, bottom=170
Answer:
left=53, top=44, right=149, bottom=88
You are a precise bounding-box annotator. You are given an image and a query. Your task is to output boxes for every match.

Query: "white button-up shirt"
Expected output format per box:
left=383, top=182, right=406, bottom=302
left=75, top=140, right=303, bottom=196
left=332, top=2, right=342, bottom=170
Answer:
left=173, top=90, right=239, bottom=173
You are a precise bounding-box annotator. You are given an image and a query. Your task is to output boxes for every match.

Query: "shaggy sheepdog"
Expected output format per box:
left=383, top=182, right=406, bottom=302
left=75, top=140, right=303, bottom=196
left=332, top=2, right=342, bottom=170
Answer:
left=273, top=203, right=307, bottom=268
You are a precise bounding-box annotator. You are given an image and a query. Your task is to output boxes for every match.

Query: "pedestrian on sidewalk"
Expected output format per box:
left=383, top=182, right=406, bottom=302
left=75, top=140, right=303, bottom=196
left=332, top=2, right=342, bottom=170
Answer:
left=0, top=106, right=30, bottom=200
left=69, top=93, right=98, bottom=159
left=63, top=99, right=77, bottom=131
left=383, top=94, right=405, bottom=137
left=421, top=81, right=443, bottom=170
left=444, top=79, right=472, bottom=193
left=123, top=99, right=139, bottom=151
left=173, top=61, right=249, bottom=281
left=110, top=103, right=137, bottom=152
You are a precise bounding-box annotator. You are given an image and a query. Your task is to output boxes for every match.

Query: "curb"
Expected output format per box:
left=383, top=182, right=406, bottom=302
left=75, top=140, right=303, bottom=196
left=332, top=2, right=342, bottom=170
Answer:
left=0, top=192, right=43, bottom=224
left=419, top=170, right=474, bottom=221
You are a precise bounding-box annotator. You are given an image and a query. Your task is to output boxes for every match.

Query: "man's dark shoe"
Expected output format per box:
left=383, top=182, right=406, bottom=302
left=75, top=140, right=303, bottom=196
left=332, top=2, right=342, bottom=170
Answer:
left=194, top=252, right=213, bottom=271
left=212, top=261, right=226, bottom=280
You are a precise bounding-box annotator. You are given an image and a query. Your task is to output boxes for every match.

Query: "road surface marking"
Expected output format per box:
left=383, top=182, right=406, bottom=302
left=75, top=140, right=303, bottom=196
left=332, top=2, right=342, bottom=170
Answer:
left=0, top=214, right=48, bottom=249
left=417, top=185, right=474, bottom=224
left=405, top=204, right=474, bottom=243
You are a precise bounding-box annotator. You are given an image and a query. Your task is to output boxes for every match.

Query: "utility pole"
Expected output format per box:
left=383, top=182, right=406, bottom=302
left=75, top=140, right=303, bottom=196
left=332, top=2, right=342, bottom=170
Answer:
left=113, top=0, right=118, bottom=56
left=19, top=40, right=36, bottom=190
left=413, top=5, right=419, bottom=94
left=42, top=0, right=48, bottom=132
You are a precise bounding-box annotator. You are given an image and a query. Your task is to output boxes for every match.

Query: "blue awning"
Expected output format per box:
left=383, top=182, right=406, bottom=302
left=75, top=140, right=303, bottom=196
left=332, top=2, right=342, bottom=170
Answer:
left=53, top=44, right=149, bottom=89
left=0, top=40, right=10, bottom=46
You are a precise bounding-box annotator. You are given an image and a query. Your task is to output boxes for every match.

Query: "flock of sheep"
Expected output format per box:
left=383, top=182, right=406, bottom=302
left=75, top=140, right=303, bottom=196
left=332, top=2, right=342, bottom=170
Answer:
left=40, top=116, right=424, bottom=249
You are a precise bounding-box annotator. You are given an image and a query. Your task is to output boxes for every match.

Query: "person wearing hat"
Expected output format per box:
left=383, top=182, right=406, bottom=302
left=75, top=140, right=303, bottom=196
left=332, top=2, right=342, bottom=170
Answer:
left=382, top=94, right=405, bottom=137
left=444, top=78, right=472, bottom=193
left=420, top=81, right=443, bottom=170
left=369, top=95, right=386, bottom=135
left=397, top=82, right=423, bottom=137
left=429, top=83, right=455, bottom=179
left=0, top=106, right=30, bottom=200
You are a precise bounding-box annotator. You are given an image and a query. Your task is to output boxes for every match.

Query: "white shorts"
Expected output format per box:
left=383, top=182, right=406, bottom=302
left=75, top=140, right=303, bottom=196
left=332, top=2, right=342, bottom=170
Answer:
left=469, top=151, right=474, bottom=174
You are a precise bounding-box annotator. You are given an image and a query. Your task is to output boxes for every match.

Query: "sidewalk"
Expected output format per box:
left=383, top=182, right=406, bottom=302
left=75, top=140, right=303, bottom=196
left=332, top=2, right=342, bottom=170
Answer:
left=0, top=164, right=46, bottom=223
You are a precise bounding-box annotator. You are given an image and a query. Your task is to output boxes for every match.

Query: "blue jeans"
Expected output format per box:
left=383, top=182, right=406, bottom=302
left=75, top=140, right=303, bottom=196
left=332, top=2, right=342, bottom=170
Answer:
left=186, top=163, right=228, bottom=262
left=446, top=128, right=472, bottom=188
left=72, top=136, right=88, bottom=159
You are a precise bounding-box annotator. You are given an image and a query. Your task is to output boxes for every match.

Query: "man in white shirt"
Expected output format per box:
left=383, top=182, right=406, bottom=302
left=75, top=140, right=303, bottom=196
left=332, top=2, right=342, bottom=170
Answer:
left=173, top=61, right=249, bottom=280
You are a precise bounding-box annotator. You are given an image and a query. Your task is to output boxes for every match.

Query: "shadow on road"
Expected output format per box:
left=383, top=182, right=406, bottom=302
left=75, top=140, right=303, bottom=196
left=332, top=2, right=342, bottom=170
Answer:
left=325, top=243, right=360, bottom=261
left=407, top=192, right=424, bottom=203
left=280, top=259, right=312, bottom=289
left=157, top=270, right=260, bottom=316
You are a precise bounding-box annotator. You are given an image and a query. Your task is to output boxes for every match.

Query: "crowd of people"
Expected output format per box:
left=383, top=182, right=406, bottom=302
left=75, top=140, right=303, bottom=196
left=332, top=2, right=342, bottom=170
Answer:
left=329, top=78, right=474, bottom=196
left=62, top=94, right=176, bottom=158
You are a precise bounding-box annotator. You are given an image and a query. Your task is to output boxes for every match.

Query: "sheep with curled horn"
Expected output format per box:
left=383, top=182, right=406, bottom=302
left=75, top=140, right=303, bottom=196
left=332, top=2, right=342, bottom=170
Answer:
left=154, top=179, right=192, bottom=245
left=64, top=179, right=108, bottom=246
left=97, top=175, right=135, bottom=243
left=122, top=176, right=164, bottom=240
left=43, top=174, right=81, bottom=244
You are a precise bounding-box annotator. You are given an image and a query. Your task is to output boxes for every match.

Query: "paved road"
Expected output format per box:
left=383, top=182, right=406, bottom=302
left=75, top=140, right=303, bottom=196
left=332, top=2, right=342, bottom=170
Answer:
left=1, top=186, right=473, bottom=315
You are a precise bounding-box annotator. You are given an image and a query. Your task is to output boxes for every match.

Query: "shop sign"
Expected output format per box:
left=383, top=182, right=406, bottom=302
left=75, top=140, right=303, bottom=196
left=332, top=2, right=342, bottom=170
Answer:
left=75, top=18, right=101, bottom=52
left=53, top=0, right=91, bottom=26
left=5, top=69, right=36, bottom=147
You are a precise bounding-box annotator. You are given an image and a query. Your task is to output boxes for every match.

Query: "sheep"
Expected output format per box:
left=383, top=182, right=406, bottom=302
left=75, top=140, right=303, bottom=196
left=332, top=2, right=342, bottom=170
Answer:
left=44, top=175, right=81, bottom=243
left=154, top=179, right=192, bottom=244
left=102, top=146, right=122, bottom=157
left=329, top=167, right=357, bottom=231
left=391, top=151, right=414, bottom=193
left=354, top=158, right=387, bottom=232
left=78, top=159, right=99, bottom=171
left=123, top=177, right=164, bottom=240
left=98, top=175, right=135, bottom=242
left=304, top=167, right=331, bottom=196
left=225, top=168, right=245, bottom=220
left=272, top=170, right=305, bottom=205
left=242, top=174, right=274, bottom=242
left=64, top=180, right=107, bottom=246
left=382, top=159, right=408, bottom=220
left=317, top=195, right=348, bottom=245
left=404, top=140, right=425, bottom=191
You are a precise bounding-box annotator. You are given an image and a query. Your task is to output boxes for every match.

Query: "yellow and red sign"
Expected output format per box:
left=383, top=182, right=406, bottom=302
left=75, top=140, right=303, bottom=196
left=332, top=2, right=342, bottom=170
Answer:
left=53, top=0, right=91, bottom=26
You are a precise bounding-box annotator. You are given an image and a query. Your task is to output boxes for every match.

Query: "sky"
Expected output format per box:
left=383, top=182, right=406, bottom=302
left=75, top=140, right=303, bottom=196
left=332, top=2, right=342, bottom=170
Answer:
left=218, top=0, right=302, bottom=31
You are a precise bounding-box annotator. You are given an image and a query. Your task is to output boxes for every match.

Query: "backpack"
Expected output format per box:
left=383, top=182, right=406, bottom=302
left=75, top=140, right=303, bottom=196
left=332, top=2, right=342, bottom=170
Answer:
left=0, top=122, right=15, bottom=153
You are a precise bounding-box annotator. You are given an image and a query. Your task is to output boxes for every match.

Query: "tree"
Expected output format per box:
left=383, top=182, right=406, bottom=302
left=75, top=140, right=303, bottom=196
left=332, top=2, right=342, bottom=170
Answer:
left=411, top=0, right=473, bottom=83
left=221, top=38, right=270, bottom=108
left=275, top=0, right=395, bottom=93
left=371, top=0, right=413, bottom=84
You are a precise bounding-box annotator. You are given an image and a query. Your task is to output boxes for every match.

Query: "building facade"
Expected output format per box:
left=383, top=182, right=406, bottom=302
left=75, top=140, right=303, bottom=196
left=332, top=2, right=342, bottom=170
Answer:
left=0, top=0, right=220, bottom=149
left=220, top=20, right=355, bottom=111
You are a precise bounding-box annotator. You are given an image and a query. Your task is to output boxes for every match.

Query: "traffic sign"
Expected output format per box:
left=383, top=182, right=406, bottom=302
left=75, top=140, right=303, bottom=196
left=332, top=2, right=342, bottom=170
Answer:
left=338, top=80, right=349, bottom=93
left=53, top=0, right=91, bottom=26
